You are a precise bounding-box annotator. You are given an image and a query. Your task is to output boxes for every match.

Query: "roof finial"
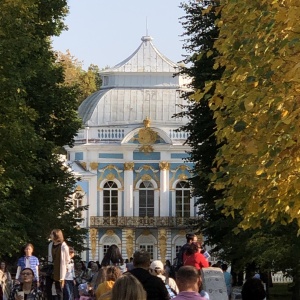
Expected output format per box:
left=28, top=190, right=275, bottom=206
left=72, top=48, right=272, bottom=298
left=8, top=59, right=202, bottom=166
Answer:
left=146, top=17, right=148, bottom=36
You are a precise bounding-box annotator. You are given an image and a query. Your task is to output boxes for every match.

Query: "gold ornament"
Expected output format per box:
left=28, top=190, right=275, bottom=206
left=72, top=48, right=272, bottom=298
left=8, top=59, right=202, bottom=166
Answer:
left=159, top=162, right=170, bottom=171
left=126, top=229, right=134, bottom=259
left=106, top=173, right=115, bottom=180
left=90, top=228, right=98, bottom=260
left=141, top=174, right=152, bottom=181
left=90, top=162, right=98, bottom=170
left=158, top=229, right=167, bottom=263
left=124, top=162, right=134, bottom=171
left=137, top=117, right=157, bottom=153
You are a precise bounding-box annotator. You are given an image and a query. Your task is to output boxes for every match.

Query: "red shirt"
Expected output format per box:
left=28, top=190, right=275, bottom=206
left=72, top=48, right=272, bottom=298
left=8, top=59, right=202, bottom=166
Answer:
left=183, top=252, right=209, bottom=270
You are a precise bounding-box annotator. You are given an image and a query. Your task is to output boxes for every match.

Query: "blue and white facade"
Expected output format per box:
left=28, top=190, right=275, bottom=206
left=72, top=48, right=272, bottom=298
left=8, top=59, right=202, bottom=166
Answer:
left=65, top=36, right=198, bottom=263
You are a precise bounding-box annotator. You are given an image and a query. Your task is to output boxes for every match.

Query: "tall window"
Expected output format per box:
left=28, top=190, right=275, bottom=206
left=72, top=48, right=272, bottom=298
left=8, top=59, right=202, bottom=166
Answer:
left=73, top=191, right=83, bottom=218
left=103, top=181, right=118, bottom=217
left=175, top=181, right=190, bottom=217
left=139, top=181, right=154, bottom=217
left=139, top=245, right=154, bottom=260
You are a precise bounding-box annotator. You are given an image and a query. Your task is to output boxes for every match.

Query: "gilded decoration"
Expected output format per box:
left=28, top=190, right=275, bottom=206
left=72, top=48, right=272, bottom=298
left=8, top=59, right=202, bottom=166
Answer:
left=98, top=165, right=124, bottom=190
left=79, top=162, right=87, bottom=170
left=179, top=230, right=186, bottom=236
left=159, top=162, right=170, bottom=171
left=141, top=174, right=152, bottom=181
left=75, top=186, right=83, bottom=192
left=126, top=229, right=134, bottom=259
left=138, top=117, right=157, bottom=153
left=178, top=174, right=188, bottom=180
left=124, top=162, right=134, bottom=171
left=90, top=228, right=98, bottom=260
left=135, top=165, right=159, bottom=173
left=106, top=230, right=115, bottom=236
left=158, top=229, right=167, bottom=263
left=89, top=162, right=98, bottom=171
left=169, top=165, right=191, bottom=188
left=134, top=165, right=159, bottom=186
left=141, top=229, right=151, bottom=236
left=106, top=173, right=115, bottom=180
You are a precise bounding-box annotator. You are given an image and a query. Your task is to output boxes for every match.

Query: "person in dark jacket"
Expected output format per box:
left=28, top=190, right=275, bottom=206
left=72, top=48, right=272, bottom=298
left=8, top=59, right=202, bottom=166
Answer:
left=174, top=233, right=197, bottom=272
left=128, top=250, right=169, bottom=300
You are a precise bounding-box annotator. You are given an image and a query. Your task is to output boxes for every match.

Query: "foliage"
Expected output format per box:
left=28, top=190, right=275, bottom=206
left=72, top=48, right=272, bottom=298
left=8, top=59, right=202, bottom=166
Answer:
left=55, top=50, right=102, bottom=105
left=178, top=0, right=300, bottom=281
left=206, top=0, right=300, bottom=231
left=0, top=0, right=87, bottom=260
left=177, top=0, right=231, bottom=255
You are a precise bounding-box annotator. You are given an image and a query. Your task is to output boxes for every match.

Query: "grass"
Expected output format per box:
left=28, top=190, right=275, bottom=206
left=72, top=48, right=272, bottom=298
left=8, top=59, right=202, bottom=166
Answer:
left=268, top=283, right=292, bottom=299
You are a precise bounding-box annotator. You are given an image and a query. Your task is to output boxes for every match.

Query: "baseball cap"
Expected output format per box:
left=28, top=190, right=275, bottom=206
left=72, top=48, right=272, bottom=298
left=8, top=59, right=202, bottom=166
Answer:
left=150, top=260, right=164, bottom=270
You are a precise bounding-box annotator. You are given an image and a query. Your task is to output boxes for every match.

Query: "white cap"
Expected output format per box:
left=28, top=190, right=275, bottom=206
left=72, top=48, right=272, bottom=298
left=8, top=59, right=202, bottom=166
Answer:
left=150, top=260, right=164, bottom=270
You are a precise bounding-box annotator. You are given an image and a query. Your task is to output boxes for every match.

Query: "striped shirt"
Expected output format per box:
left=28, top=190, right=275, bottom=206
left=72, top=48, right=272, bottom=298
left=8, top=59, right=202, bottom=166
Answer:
left=17, top=256, right=39, bottom=280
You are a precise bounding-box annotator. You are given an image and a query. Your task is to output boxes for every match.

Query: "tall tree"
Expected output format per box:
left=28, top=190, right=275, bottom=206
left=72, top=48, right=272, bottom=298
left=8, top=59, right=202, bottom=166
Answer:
left=204, top=1, right=300, bottom=296
left=55, top=50, right=102, bottom=105
left=177, top=0, right=231, bottom=256
left=210, top=0, right=300, bottom=231
left=0, top=0, right=87, bottom=259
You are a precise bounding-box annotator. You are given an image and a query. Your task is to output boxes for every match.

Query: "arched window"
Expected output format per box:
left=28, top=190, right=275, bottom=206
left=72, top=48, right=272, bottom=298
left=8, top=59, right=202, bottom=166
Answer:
left=139, top=181, right=154, bottom=217
left=175, top=181, right=190, bottom=217
left=73, top=190, right=84, bottom=218
left=103, top=181, right=118, bottom=217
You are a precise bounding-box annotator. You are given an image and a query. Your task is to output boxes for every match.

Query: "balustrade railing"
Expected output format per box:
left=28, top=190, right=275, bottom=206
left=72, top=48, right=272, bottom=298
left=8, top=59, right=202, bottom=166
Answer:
left=74, top=127, right=189, bottom=144
left=90, top=216, right=197, bottom=228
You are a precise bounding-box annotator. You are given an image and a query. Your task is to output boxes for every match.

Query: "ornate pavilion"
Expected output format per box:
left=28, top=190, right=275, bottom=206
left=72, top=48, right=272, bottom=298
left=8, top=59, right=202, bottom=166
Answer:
left=65, top=36, right=199, bottom=263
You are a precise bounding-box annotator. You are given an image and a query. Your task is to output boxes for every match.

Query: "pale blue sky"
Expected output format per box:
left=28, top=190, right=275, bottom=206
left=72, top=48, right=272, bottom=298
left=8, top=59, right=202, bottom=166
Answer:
left=52, top=0, right=187, bottom=70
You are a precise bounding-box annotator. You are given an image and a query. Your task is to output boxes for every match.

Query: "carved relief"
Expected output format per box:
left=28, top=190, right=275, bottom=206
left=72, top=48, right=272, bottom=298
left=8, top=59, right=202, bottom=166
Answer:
left=124, top=162, right=134, bottom=171
left=90, top=228, right=98, bottom=260
left=158, top=229, right=167, bottom=263
left=126, top=229, right=134, bottom=259
left=159, top=162, right=170, bottom=171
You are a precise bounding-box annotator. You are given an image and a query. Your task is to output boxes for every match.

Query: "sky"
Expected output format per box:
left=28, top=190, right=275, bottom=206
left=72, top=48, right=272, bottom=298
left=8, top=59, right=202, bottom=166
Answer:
left=52, top=0, right=188, bottom=70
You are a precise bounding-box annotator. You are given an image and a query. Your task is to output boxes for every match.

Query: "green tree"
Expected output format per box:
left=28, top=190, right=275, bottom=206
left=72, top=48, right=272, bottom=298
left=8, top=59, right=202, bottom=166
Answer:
left=177, top=0, right=232, bottom=257
left=55, top=50, right=102, bottom=105
left=0, top=0, right=87, bottom=259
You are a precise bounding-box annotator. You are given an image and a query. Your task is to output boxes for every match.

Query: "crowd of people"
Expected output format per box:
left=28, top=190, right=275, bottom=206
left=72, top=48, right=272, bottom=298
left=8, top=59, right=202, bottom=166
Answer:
left=0, top=230, right=267, bottom=300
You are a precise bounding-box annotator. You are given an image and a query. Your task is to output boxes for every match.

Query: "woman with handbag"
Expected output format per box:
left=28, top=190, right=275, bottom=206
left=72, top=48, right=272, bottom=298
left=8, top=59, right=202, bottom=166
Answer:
left=46, top=229, right=70, bottom=300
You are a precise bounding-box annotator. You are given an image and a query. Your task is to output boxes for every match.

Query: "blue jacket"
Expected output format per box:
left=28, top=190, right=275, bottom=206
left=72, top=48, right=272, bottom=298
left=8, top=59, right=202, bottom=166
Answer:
left=17, top=256, right=39, bottom=280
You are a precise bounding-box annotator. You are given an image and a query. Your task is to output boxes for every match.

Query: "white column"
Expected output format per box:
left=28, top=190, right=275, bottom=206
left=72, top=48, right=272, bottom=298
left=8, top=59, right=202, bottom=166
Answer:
left=159, top=162, right=170, bottom=217
left=124, top=162, right=134, bottom=216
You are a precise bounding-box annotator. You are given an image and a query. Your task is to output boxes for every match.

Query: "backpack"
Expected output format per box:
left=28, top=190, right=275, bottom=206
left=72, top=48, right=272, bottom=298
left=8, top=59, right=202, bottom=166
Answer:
left=172, top=246, right=185, bottom=272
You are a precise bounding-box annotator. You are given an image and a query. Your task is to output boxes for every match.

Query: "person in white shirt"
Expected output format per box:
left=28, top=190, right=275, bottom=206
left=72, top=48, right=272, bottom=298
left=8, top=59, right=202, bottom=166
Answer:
left=64, top=247, right=75, bottom=300
left=149, top=260, right=179, bottom=297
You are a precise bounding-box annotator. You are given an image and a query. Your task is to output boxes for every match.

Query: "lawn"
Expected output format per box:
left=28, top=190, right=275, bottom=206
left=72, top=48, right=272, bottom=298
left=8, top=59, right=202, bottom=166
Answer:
left=268, top=284, right=292, bottom=299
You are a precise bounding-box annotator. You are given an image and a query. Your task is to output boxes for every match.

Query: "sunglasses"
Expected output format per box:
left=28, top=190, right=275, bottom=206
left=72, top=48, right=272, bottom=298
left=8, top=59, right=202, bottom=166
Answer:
left=22, top=272, right=32, bottom=276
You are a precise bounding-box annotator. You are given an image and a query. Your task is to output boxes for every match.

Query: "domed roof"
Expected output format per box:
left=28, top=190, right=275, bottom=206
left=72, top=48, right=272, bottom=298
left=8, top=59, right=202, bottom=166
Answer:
left=101, top=36, right=178, bottom=73
left=78, top=36, right=190, bottom=127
